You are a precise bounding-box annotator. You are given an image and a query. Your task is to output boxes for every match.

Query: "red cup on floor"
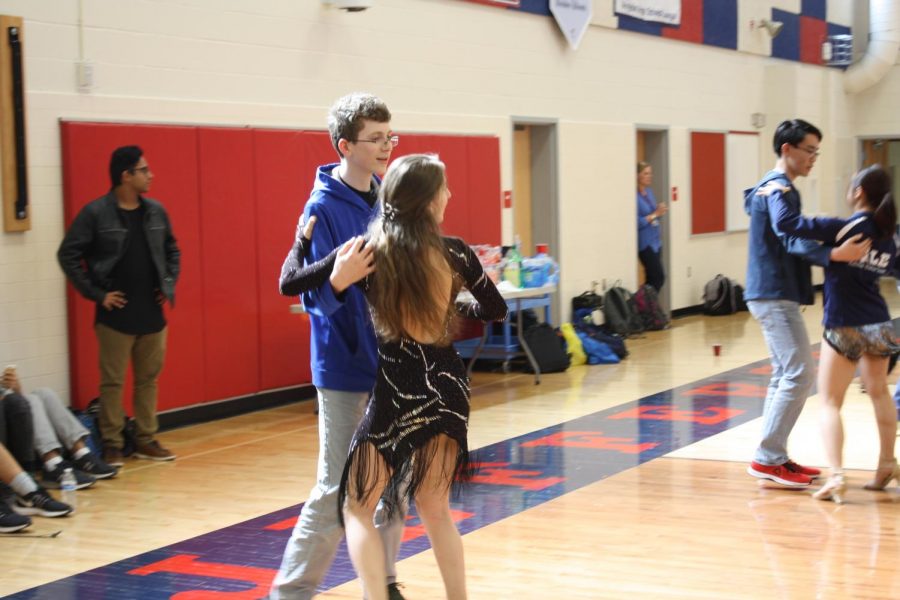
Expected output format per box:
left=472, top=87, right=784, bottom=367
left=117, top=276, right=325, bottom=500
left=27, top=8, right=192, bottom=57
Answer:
left=713, top=343, right=722, bottom=356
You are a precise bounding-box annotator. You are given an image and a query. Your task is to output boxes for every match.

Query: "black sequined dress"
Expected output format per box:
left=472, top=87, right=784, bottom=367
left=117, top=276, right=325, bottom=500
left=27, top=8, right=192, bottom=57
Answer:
left=279, top=235, right=507, bottom=517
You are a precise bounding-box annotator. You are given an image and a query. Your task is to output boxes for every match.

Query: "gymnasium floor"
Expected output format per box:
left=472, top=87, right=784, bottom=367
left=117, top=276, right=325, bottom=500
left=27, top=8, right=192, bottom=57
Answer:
left=2, top=289, right=900, bottom=599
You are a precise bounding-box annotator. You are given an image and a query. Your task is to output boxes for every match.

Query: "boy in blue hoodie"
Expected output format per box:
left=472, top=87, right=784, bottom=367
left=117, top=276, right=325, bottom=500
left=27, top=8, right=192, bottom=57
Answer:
left=743, top=119, right=870, bottom=488
left=271, top=93, right=405, bottom=600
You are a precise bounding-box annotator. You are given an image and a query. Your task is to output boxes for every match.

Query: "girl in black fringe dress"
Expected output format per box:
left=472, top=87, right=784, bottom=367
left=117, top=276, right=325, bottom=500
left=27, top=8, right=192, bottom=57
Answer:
left=280, top=154, right=507, bottom=600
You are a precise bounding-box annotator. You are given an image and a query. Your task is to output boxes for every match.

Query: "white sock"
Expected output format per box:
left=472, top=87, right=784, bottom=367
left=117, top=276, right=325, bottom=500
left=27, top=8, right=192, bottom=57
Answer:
left=72, top=447, right=90, bottom=460
left=10, top=472, right=39, bottom=497
left=44, top=455, right=64, bottom=471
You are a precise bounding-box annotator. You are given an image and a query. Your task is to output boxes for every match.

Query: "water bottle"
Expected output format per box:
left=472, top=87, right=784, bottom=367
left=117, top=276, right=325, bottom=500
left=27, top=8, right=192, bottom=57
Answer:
left=503, top=236, right=523, bottom=287
left=60, top=467, right=77, bottom=509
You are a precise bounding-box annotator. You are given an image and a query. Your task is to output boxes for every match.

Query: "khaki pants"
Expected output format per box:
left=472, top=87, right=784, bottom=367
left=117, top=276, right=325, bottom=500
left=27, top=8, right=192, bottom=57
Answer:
left=95, top=323, right=167, bottom=448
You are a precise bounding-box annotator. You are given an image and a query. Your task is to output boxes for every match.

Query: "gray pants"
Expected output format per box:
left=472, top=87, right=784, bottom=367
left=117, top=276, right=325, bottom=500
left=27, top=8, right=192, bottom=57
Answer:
left=270, top=388, right=405, bottom=599
left=25, top=388, right=90, bottom=458
left=747, top=299, right=815, bottom=465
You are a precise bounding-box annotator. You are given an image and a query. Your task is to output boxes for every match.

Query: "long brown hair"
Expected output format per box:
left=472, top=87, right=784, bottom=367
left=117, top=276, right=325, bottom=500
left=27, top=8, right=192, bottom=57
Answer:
left=854, top=164, right=895, bottom=240
left=366, top=154, right=456, bottom=343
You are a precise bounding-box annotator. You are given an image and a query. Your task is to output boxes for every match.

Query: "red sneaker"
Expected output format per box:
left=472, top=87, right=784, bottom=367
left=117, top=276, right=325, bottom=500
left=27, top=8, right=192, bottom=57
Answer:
left=783, top=460, right=821, bottom=479
left=747, top=461, right=812, bottom=487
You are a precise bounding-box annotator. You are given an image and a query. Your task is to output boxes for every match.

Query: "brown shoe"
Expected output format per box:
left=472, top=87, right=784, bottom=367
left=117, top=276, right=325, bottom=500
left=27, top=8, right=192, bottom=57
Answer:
left=102, top=445, right=125, bottom=468
left=134, top=440, right=176, bottom=461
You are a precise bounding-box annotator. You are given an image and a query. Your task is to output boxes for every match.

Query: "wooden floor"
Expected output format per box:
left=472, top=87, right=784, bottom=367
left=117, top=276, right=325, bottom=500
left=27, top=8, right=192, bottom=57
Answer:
left=2, top=287, right=900, bottom=599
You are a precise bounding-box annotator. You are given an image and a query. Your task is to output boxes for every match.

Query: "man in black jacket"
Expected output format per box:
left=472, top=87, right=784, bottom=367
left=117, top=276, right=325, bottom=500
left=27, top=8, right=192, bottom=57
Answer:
left=58, top=146, right=180, bottom=467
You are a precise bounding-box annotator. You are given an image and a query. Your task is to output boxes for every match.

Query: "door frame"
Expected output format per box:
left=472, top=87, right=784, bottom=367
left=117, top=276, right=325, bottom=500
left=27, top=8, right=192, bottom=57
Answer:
left=511, top=116, right=560, bottom=323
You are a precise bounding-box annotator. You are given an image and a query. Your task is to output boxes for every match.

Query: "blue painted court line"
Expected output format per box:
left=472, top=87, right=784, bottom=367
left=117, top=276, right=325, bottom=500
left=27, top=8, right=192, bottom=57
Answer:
left=8, top=354, right=776, bottom=599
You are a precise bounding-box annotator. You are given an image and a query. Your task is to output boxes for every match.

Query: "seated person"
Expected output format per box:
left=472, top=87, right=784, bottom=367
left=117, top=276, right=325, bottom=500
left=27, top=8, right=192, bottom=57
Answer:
left=0, top=377, right=35, bottom=472
left=2, top=367, right=117, bottom=489
left=0, top=440, right=33, bottom=533
left=0, top=440, right=72, bottom=532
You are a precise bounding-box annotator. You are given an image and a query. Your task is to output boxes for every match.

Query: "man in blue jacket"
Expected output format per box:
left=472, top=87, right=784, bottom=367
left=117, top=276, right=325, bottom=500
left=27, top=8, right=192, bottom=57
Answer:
left=744, top=119, right=869, bottom=487
left=271, top=93, right=405, bottom=600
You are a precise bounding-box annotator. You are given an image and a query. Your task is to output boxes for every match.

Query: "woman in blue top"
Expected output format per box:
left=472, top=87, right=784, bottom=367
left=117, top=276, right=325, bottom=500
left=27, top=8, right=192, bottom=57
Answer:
left=637, top=161, right=667, bottom=292
left=773, top=165, right=900, bottom=502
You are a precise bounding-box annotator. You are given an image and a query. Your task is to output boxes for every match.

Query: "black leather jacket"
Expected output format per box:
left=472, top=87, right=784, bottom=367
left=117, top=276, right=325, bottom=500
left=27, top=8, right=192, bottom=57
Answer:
left=57, top=192, right=181, bottom=306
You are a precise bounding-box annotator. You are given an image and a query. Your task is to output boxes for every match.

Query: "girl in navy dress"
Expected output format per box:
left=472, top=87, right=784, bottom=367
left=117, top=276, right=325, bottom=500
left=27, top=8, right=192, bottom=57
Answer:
left=772, top=165, right=899, bottom=502
left=280, top=154, right=507, bottom=599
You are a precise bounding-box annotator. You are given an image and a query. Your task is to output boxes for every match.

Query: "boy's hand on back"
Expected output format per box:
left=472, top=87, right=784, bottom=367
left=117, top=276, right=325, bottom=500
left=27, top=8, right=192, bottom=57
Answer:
left=830, top=233, right=871, bottom=263
left=330, top=236, right=376, bottom=293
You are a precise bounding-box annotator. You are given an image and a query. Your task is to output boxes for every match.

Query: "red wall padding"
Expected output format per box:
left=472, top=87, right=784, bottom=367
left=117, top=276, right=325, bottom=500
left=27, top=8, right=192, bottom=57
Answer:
left=197, top=128, right=260, bottom=401
left=253, top=130, right=333, bottom=391
left=392, top=134, right=502, bottom=243
left=60, top=122, right=501, bottom=411
left=61, top=123, right=205, bottom=412
left=465, top=137, right=502, bottom=245
left=690, top=131, right=726, bottom=235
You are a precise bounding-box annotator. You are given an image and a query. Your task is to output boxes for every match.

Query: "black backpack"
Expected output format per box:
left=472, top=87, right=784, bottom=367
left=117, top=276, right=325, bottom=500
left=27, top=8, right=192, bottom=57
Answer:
left=634, top=284, right=669, bottom=330
left=571, top=287, right=605, bottom=326
left=702, top=275, right=745, bottom=316
left=603, top=286, right=644, bottom=337
left=522, top=323, right=570, bottom=373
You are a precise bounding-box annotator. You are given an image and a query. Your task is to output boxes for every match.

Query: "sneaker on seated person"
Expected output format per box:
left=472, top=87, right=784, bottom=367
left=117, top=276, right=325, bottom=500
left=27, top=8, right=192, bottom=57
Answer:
left=73, top=452, right=118, bottom=479
left=2, top=442, right=73, bottom=518
left=0, top=500, right=31, bottom=533
left=10, top=486, right=73, bottom=518
left=41, top=459, right=95, bottom=490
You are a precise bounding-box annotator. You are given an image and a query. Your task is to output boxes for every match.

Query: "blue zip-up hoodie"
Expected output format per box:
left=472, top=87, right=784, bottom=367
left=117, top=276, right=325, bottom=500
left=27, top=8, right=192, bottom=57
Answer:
left=743, top=169, right=831, bottom=305
left=301, top=163, right=380, bottom=392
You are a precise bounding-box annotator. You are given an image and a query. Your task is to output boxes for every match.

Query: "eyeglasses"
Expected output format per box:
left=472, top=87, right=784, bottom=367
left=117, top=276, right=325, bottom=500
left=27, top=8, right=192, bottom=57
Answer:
left=352, top=135, right=399, bottom=148
left=792, top=145, right=820, bottom=158
left=131, top=166, right=151, bottom=174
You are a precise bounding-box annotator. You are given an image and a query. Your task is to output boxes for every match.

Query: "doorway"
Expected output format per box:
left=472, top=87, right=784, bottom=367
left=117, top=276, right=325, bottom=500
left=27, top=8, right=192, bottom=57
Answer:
left=636, top=128, right=671, bottom=314
left=512, top=119, right=560, bottom=323
left=861, top=138, right=900, bottom=206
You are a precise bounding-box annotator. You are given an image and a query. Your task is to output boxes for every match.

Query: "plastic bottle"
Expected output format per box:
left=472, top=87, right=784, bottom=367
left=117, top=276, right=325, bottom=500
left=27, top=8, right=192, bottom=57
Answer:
left=503, top=236, right=523, bottom=287
left=530, top=244, right=559, bottom=286
left=60, top=467, right=77, bottom=509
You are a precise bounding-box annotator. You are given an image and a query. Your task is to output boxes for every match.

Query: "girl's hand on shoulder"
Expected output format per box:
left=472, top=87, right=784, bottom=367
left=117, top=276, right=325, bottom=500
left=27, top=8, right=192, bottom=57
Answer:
left=330, top=236, right=376, bottom=293
left=296, top=215, right=317, bottom=242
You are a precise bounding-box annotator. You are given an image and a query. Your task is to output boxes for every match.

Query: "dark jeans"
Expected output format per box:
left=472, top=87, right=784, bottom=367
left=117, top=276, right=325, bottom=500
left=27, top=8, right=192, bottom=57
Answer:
left=639, top=246, right=665, bottom=292
left=0, top=391, right=36, bottom=471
